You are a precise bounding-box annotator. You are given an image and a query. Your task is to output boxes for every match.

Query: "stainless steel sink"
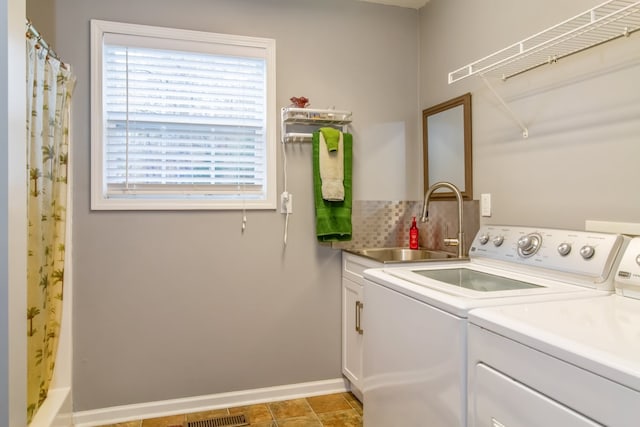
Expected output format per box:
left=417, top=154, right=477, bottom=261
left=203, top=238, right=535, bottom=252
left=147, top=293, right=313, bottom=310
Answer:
left=346, top=247, right=462, bottom=263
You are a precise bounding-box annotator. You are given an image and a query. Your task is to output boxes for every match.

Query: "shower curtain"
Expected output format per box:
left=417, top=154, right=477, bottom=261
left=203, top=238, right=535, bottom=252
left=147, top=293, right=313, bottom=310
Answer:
left=25, top=34, right=75, bottom=423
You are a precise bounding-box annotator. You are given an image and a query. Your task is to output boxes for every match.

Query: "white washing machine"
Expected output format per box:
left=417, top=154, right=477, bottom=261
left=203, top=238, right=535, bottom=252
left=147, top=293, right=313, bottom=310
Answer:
left=467, top=235, right=640, bottom=427
left=362, top=225, right=625, bottom=427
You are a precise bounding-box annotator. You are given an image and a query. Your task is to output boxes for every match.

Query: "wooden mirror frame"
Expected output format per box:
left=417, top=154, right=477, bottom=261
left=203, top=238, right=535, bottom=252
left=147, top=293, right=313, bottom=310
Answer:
left=422, top=92, right=472, bottom=200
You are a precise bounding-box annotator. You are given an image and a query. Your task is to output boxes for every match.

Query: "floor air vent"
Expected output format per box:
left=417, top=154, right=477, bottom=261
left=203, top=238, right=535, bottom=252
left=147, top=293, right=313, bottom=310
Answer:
left=184, top=414, right=248, bottom=427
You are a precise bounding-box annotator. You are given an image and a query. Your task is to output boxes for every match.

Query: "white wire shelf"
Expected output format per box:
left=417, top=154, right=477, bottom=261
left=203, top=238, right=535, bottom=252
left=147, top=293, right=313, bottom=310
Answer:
left=449, top=0, right=640, bottom=83
left=281, top=107, right=352, bottom=143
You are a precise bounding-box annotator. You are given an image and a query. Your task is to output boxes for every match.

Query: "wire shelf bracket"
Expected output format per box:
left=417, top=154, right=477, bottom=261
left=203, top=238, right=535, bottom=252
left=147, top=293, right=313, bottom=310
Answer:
left=481, top=76, right=529, bottom=138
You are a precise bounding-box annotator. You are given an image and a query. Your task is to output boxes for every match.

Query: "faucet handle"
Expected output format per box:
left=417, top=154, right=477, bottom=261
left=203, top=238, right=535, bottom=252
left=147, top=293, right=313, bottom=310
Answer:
left=443, top=224, right=460, bottom=247
left=444, top=237, right=460, bottom=247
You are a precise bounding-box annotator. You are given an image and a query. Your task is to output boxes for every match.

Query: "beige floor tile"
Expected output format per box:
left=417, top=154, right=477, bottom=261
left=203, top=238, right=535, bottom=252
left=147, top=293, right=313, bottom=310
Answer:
left=268, top=398, right=314, bottom=419
left=97, top=422, right=142, bottom=427
left=140, top=414, right=184, bottom=427
left=105, top=392, right=364, bottom=427
left=184, top=408, right=229, bottom=422
left=275, top=415, right=323, bottom=426
left=228, top=403, right=273, bottom=423
left=317, top=409, right=363, bottom=427
left=342, top=392, right=363, bottom=415
left=306, top=393, right=352, bottom=414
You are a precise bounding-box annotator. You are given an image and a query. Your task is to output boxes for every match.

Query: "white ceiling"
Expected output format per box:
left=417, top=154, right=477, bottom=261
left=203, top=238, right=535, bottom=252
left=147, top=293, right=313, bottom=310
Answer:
left=358, top=0, right=429, bottom=9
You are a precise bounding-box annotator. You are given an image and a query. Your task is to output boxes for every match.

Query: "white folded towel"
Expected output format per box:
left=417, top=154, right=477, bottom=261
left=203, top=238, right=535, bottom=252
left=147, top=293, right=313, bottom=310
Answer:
left=319, top=131, right=344, bottom=201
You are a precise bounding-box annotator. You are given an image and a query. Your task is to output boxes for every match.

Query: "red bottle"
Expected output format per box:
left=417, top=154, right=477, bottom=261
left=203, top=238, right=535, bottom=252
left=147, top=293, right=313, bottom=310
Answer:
left=409, top=216, right=419, bottom=249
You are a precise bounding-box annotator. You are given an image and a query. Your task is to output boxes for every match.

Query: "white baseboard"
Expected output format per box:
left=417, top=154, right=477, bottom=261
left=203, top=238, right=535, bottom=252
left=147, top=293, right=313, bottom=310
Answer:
left=73, top=378, right=350, bottom=427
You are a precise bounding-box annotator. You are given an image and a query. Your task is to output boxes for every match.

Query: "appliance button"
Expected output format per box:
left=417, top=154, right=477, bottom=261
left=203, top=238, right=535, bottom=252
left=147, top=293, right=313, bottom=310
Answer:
left=479, top=234, right=490, bottom=245
left=492, top=236, right=504, bottom=246
left=580, top=245, right=595, bottom=260
left=557, top=242, right=572, bottom=256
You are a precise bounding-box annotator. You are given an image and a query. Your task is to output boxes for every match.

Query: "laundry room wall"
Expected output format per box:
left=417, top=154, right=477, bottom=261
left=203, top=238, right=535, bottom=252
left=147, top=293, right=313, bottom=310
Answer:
left=47, top=0, right=420, bottom=411
left=419, top=0, right=640, bottom=229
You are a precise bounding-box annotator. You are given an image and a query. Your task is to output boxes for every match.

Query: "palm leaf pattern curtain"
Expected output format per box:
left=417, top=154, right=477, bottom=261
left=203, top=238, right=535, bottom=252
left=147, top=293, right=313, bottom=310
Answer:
left=26, top=35, right=75, bottom=422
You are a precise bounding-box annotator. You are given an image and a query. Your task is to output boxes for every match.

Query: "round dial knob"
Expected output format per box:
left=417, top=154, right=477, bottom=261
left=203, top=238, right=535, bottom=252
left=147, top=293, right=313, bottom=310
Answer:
left=636, top=254, right=640, bottom=266
left=557, top=242, right=572, bottom=256
left=492, top=236, right=504, bottom=247
left=517, top=233, right=542, bottom=258
left=580, top=245, right=595, bottom=260
left=478, top=234, right=490, bottom=245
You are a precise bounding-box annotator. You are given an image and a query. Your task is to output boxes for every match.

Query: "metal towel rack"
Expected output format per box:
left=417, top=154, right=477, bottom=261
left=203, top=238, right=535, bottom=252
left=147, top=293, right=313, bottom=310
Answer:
left=281, top=107, right=352, bottom=143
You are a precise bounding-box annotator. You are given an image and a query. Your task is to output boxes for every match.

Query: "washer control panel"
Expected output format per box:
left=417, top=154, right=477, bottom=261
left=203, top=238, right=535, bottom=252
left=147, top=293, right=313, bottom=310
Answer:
left=615, top=237, right=640, bottom=299
left=470, top=225, right=624, bottom=282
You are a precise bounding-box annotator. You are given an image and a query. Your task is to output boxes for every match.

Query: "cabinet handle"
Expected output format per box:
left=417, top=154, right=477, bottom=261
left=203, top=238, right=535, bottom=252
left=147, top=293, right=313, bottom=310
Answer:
left=355, top=301, right=364, bottom=335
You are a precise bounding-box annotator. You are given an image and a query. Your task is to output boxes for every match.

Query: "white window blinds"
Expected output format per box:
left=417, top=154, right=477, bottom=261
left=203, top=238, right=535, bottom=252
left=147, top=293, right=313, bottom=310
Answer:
left=91, top=20, right=276, bottom=210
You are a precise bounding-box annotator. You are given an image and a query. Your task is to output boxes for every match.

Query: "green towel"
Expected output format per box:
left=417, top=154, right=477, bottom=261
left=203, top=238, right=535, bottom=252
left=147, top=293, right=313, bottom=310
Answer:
left=313, top=131, right=352, bottom=242
left=320, top=127, right=341, bottom=152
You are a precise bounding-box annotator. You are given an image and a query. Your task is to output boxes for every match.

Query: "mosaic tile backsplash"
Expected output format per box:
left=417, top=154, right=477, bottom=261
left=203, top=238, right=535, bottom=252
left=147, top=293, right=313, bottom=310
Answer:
left=333, top=199, right=480, bottom=255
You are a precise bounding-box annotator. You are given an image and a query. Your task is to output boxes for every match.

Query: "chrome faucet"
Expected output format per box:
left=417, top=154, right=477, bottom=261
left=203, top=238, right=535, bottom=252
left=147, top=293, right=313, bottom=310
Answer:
left=420, top=181, right=465, bottom=258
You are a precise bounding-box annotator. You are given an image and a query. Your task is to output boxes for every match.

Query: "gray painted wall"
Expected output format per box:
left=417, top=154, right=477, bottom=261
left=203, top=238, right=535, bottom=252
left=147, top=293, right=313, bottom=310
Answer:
left=47, top=0, right=419, bottom=411
left=419, top=0, right=640, bottom=229
left=31, top=0, right=640, bottom=413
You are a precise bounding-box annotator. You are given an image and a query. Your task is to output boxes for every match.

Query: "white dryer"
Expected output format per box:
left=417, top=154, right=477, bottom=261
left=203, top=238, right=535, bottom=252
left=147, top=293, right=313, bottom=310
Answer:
left=467, top=236, right=640, bottom=427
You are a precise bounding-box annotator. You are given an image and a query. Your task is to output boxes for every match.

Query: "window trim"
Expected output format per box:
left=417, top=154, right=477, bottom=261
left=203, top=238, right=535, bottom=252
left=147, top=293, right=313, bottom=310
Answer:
left=90, top=19, right=277, bottom=210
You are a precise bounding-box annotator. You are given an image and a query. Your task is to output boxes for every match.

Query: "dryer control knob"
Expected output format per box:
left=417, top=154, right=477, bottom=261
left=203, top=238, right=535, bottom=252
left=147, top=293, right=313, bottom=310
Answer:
left=635, top=254, right=640, bottom=266
left=517, top=233, right=542, bottom=257
left=479, top=234, right=490, bottom=245
left=580, top=245, right=595, bottom=260
left=492, top=236, right=504, bottom=246
left=557, top=242, right=572, bottom=256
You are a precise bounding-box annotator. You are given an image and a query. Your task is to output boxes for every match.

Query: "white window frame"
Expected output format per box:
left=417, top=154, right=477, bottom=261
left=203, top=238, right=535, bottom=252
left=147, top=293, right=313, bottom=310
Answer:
left=90, top=20, right=277, bottom=210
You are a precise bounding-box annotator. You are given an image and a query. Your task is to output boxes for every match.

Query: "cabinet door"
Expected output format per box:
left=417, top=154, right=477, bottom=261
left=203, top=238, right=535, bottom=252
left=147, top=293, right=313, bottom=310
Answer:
left=342, top=277, right=364, bottom=388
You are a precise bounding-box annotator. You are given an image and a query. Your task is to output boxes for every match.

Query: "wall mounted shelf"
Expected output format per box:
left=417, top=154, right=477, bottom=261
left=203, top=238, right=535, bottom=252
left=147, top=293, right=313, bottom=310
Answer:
left=281, top=107, right=352, bottom=143
left=449, top=0, right=640, bottom=83
left=447, top=0, right=640, bottom=138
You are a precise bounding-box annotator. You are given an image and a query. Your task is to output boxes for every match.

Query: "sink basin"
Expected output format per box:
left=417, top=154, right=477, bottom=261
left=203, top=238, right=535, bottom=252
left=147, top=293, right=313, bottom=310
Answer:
left=347, top=247, right=461, bottom=263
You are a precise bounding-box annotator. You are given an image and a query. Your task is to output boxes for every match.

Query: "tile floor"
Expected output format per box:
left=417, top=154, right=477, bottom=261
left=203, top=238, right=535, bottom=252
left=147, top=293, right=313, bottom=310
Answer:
left=98, top=392, right=363, bottom=427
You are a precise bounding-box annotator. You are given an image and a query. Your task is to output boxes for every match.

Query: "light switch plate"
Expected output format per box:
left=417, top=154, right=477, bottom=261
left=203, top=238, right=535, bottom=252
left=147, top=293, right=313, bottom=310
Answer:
left=481, top=193, right=491, bottom=217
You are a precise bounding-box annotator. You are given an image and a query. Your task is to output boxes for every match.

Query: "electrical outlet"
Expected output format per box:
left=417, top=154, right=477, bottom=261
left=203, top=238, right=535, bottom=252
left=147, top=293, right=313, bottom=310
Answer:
left=280, top=191, right=293, bottom=214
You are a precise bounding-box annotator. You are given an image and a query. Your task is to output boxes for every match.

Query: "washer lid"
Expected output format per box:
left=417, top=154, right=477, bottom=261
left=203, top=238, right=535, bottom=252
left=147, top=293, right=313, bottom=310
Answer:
left=469, top=295, right=640, bottom=392
left=413, top=268, right=543, bottom=292
left=384, top=263, right=594, bottom=300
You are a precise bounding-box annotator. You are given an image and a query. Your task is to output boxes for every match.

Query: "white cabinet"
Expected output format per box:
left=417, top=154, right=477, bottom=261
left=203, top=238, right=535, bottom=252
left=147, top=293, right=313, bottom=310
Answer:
left=342, top=252, right=381, bottom=400
left=342, top=277, right=363, bottom=388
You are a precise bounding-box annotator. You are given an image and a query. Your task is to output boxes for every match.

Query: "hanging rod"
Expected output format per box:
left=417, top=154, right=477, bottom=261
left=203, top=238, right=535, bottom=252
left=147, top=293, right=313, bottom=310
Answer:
left=25, top=19, right=67, bottom=68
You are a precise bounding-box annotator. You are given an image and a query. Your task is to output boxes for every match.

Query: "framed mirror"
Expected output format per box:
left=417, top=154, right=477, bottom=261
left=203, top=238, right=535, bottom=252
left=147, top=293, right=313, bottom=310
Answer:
left=422, top=93, right=472, bottom=200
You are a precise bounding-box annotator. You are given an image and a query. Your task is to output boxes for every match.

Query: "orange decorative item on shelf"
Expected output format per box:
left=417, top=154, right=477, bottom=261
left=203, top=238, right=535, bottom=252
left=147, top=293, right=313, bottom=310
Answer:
left=290, top=96, right=310, bottom=108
